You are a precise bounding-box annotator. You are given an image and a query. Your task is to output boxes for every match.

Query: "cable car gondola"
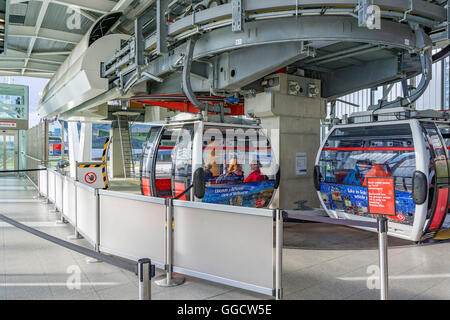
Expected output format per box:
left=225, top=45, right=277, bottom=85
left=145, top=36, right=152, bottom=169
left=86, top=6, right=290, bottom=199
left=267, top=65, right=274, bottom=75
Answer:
left=315, top=109, right=450, bottom=242
left=140, top=114, right=279, bottom=208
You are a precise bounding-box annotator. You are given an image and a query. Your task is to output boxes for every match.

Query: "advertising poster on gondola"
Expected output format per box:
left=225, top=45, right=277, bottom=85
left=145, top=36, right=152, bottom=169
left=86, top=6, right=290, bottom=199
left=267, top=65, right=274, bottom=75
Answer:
left=202, top=181, right=275, bottom=208
left=367, top=177, right=396, bottom=216
left=319, top=182, right=415, bottom=225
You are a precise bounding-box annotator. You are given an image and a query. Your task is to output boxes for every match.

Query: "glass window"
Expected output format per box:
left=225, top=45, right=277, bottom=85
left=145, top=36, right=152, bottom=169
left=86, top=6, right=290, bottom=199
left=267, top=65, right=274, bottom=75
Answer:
left=422, top=122, right=449, bottom=185
left=319, top=124, right=415, bottom=192
left=153, top=127, right=178, bottom=198
left=141, top=126, right=162, bottom=179
left=147, top=125, right=194, bottom=198
left=202, top=126, right=277, bottom=208
left=172, top=125, right=194, bottom=199
left=318, top=124, right=416, bottom=225
left=92, top=123, right=111, bottom=161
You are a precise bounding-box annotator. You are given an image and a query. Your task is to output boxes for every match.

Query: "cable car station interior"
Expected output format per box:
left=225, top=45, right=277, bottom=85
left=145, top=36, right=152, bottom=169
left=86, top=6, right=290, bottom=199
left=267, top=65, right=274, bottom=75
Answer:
left=2, top=0, right=450, bottom=301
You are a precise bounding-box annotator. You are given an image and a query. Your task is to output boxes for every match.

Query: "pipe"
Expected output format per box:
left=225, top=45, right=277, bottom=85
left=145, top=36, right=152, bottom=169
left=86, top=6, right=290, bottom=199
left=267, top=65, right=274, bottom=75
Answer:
left=369, top=48, right=432, bottom=110
left=182, top=37, right=209, bottom=112
left=432, top=44, right=450, bottom=63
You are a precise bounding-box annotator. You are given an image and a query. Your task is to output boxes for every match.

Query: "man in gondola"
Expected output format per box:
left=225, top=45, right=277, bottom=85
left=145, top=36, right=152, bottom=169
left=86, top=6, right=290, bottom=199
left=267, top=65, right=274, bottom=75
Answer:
left=343, top=159, right=371, bottom=186
left=362, top=161, right=392, bottom=186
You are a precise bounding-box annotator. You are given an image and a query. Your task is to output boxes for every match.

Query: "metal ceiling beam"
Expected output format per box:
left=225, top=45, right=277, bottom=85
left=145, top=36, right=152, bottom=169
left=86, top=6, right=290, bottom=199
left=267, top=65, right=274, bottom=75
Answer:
left=0, top=47, right=65, bottom=64
left=0, top=70, right=54, bottom=78
left=22, top=0, right=50, bottom=75
left=8, top=25, right=83, bottom=44
left=0, top=63, right=58, bottom=73
left=51, top=0, right=116, bottom=14
left=32, top=50, right=71, bottom=56
left=79, top=9, right=98, bottom=22
left=10, top=0, right=116, bottom=14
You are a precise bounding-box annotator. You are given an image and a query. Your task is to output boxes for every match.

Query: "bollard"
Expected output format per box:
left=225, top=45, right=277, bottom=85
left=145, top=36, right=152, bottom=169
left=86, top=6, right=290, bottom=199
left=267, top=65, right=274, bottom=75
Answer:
left=377, top=217, right=389, bottom=300
left=155, top=198, right=185, bottom=287
left=138, top=258, right=152, bottom=300
left=275, top=209, right=284, bottom=300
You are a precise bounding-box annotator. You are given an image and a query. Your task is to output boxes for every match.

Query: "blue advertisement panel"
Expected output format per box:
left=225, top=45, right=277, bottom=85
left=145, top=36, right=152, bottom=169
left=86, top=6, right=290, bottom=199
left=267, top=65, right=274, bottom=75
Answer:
left=320, top=183, right=415, bottom=225
left=203, top=181, right=275, bottom=208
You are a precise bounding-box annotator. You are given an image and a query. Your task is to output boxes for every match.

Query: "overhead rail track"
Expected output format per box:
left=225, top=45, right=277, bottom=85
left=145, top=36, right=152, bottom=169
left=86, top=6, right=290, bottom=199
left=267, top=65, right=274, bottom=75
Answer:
left=100, top=0, right=448, bottom=104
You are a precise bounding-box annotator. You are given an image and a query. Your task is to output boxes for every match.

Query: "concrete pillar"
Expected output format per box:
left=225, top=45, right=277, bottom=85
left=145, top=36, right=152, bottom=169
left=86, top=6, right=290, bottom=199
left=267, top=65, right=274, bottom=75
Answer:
left=68, top=122, right=80, bottom=178
left=110, top=128, right=125, bottom=178
left=245, top=75, right=326, bottom=210
left=79, top=123, right=92, bottom=162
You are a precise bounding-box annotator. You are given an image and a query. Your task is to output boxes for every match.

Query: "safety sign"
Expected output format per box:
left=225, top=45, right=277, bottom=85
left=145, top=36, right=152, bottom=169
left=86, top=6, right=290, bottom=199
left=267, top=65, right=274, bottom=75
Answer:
left=84, top=172, right=97, bottom=184
left=367, top=177, right=396, bottom=216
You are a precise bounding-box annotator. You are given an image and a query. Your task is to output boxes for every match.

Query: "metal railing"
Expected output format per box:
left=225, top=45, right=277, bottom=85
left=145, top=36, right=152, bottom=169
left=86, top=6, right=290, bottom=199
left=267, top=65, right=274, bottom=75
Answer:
left=7, top=167, right=393, bottom=300
left=34, top=168, right=284, bottom=299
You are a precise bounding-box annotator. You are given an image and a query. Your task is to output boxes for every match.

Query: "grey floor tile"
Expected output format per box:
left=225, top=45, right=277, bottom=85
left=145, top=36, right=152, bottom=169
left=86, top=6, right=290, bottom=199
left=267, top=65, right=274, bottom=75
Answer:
left=96, top=282, right=139, bottom=300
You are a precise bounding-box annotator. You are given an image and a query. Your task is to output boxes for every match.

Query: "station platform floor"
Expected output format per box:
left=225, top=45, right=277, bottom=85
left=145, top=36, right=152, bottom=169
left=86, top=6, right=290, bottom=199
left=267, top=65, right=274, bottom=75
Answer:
left=1, top=175, right=450, bottom=300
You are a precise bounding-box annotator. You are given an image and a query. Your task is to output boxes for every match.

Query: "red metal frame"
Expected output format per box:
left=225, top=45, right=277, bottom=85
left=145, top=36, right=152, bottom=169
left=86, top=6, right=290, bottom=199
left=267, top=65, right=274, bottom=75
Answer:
left=131, top=94, right=245, bottom=116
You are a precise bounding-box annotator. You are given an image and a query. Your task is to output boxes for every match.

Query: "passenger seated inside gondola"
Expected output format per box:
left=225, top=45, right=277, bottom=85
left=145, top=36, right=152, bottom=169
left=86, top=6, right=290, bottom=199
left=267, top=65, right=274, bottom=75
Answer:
left=245, top=160, right=265, bottom=183
left=216, top=158, right=244, bottom=184
left=362, top=161, right=392, bottom=186
left=343, top=160, right=371, bottom=186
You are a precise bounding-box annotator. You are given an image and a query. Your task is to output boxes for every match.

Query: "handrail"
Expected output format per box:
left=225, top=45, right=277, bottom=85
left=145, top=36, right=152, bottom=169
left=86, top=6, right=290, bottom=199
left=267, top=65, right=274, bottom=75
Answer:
left=21, top=152, right=46, bottom=163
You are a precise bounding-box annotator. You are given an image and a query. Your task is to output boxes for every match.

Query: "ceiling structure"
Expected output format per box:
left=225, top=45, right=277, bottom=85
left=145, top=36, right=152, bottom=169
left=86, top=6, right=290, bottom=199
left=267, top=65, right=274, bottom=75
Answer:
left=0, top=0, right=154, bottom=78
left=0, top=0, right=448, bottom=121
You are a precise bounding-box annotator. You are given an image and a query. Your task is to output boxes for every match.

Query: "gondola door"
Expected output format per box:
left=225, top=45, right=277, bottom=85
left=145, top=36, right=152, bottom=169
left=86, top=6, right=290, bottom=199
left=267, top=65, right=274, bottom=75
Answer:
left=140, top=126, right=162, bottom=196
left=421, top=122, right=450, bottom=237
left=171, top=124, right=195, bottom=200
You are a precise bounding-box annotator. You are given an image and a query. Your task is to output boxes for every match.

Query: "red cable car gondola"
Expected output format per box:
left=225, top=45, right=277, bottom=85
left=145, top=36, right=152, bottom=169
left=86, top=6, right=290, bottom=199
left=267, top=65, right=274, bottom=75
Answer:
left=137, top=96, right=280, bottom=208
left=315, top=109, right=450, bottom=242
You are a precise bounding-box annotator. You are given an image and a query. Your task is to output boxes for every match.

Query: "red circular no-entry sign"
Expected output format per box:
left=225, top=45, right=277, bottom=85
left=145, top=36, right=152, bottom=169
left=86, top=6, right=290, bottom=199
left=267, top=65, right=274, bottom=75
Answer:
left=84, top=172, right=97, bottom=184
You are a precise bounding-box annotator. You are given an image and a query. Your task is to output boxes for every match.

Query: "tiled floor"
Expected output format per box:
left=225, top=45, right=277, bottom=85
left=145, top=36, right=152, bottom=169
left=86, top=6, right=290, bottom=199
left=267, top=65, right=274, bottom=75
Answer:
left=1, top=175, right=450, bottom=300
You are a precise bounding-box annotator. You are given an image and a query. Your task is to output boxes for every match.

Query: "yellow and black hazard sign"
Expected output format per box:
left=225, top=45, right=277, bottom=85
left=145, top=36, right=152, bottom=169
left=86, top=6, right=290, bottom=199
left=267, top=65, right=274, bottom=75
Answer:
left=76, top=138, right=110, bottom=189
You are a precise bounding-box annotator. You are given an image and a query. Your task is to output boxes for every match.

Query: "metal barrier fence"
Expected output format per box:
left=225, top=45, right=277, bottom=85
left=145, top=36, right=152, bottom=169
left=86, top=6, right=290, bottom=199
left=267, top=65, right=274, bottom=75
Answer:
left=22, top=168, right=390, bottom=300
left=33, top=168, right=284, bottom=299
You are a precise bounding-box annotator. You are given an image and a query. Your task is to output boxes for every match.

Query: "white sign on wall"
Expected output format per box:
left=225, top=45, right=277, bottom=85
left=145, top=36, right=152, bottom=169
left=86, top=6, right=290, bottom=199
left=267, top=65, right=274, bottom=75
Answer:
left=296, top=152, right=307, bottom=175
left=0, top=121, right=17, bottom=128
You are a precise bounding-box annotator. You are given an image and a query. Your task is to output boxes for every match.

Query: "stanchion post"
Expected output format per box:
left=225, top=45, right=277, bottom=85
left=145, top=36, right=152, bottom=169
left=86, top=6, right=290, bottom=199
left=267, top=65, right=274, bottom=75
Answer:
left=56, top=174, right=66, bottom=224
left=37, top=166, right=41, bottom=197
left=54, top=172, right=57, bottom=212
left=377, top=217, right=389, bottom=300
left=138, top=258, right=152, bottom=300
left=67, top=181, right=81, bottom=240
left=95, top=189, right=100, bottom=252
left=275, top=209, right=284, bottom=300
left=155, top=197, right=185, bottom=287
left=86, top=189, right=101, bottom=263
left=45, top=169, right=50, bottom=204
left=49, top=171, right=58, bottom=213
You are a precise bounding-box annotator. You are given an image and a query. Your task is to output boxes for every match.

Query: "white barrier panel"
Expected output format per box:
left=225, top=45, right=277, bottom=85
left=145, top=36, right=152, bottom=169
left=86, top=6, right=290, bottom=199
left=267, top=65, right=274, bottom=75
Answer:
left=76, top=182, right=98, bottom=248
left=98, top=190, right=166, bottom=267
left=62, top=177, right=76, bottom=225
left=47, top=170, right=56, bottom=202
left=172, top=201, right=275, bottom=296
left=39, top=169, right=47, bottom=197
left=55, top=173, right=63, bottom=212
